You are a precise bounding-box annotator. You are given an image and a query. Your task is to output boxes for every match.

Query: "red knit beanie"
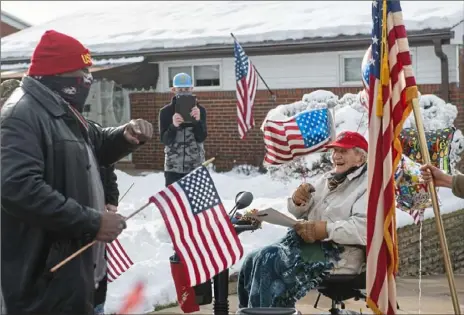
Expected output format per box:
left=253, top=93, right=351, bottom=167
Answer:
left=28, top=30, right=93, bottom=76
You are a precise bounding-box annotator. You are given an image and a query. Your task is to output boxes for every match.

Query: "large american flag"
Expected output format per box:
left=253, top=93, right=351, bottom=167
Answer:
left=263, top=108, right=334, bottom=165
left=234, top=40, right=258, bottom=139
left=107, top=239, right=134, bottom=283
left=366, top=1, right=418, bottom=314
left=149, top=166, right=243, bottom=287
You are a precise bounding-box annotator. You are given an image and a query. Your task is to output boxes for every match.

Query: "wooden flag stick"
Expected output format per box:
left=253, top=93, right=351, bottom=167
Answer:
left=50, top=158, right=216, bottom=273
left=50, top=182, right=136, bottom=273
left=411, top=98, right=460, bottom=314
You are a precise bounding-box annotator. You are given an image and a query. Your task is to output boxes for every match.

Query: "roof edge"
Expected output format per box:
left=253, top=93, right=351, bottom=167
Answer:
left=0, top=28, right=454, bottom=64
left=1, top=11, right=31, bottom=29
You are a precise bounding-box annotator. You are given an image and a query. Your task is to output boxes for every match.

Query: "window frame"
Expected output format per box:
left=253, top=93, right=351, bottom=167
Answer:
left=338, top=49, right=416, bottom=87
left=339, top=52, right=365, bottom=86
left=163, top=60, right=223, bottom=92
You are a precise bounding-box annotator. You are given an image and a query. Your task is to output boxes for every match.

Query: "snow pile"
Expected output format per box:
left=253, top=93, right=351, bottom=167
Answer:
left=1, top=1, right=462, bottom=58
left=106, top=165, right=464, bottom=313
left=265, top=90, right=464, bottom=182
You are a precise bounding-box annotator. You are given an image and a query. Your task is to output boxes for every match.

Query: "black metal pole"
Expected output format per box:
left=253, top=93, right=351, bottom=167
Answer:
left=231, top=32, right=276, bottom=101
left=213, top=268, right=230, bottom=315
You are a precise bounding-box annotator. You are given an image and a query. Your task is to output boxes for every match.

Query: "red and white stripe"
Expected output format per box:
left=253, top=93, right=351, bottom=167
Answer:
left=236, top=59, right=258, bottom=139
left=107, top=239, right=134, bottom=283
left=409, top=209, right=424, bottom=225
left=263, top=117, right=329, bottom=165
left=150, top=184, right=243, bottom=287
left=366, top=2, right=417, bottom=314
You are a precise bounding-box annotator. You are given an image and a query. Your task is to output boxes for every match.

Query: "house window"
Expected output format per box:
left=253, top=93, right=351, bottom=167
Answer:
left=341, top=52, right=415, bottom=85
left=168, top=64, right=220, bottom=88
left=343, top=57, right=363, bottom=83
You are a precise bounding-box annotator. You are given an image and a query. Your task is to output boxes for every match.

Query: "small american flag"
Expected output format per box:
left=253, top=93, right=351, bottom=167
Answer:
left=263, top=108, right=334, bottom=165
left=366, top=1, right=418, bottom=314
left=107, top=239, right=134, bottom=283
left=234, top=40, right=258, bottom=139
left=409, top=209, right=424, bottom=225
left=150, top=166, right=243, bottom=287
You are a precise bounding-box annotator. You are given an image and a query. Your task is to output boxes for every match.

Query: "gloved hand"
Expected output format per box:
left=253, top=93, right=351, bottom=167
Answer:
left=294, top=220, right=328, bottom=243
left=292, top=183, right=315, bottom=206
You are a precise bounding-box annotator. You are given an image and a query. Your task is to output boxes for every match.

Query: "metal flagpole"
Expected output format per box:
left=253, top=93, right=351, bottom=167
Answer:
left=411, top=98, right=461, bottom=314
left=230, top=33, right=276, bottom=102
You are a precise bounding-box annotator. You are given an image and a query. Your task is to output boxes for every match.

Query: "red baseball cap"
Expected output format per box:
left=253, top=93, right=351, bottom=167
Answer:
left=324, top=131, right=368, bottom=152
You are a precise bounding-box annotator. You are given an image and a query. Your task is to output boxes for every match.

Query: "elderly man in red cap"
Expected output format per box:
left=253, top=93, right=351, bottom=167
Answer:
left=237, top=131, right=369, bottom=309
left=1, top=30, right=153, bottom=315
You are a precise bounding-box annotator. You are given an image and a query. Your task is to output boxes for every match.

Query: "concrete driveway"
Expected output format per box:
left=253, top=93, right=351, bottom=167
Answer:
left=153, top=275, right=464, bottom=314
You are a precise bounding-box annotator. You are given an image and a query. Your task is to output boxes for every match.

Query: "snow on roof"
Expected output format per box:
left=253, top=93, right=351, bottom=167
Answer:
left=1, top=1, right=462, bottom=60
left=0, top=56, right=144, bottom=72
left=1, top=10, right=31, bottom=30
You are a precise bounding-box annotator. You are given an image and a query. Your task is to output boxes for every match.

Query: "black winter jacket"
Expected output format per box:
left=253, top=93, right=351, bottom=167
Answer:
left=0, top=76, right=138, bottom=315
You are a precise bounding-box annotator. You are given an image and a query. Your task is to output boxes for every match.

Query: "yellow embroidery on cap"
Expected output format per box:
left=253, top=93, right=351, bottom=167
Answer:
left=81, top=53, right=92, bottom=65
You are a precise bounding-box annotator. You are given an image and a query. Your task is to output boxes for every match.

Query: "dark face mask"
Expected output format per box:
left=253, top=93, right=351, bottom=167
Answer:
left=36, top=72, right=93, bottom=112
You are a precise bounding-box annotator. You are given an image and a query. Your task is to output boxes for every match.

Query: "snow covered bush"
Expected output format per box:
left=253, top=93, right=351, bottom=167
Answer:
left=264, top=90, right=464, bottom=182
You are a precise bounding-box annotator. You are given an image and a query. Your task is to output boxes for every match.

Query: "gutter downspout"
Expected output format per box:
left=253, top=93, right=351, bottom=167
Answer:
left=433, top=39, right=449, bottom=102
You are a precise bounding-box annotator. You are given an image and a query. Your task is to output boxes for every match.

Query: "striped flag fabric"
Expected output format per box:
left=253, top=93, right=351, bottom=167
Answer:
left=234, top=39, right=258, bottom=139
left=409, top=209, right=424, bottom=225
left=107, top=239, right=134, bottom=283
left=263, top=108, right=335, bottom=165
left=366, top=1, right=418, bottom=314
left=149, top=165, right=243, bottom=287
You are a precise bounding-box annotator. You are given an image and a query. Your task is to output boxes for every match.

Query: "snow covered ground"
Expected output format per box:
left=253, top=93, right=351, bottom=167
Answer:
left=105, top=90, right=464, bottom=313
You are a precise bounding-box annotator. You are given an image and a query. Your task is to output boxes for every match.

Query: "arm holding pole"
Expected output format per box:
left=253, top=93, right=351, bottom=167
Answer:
left=412, top=98, right=461, bottom=314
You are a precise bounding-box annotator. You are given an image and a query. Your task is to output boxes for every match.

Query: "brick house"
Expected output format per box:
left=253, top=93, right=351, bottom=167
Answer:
left=1, top=11, right=30, bottom=37
left=1, top=2, right=462, bottom=171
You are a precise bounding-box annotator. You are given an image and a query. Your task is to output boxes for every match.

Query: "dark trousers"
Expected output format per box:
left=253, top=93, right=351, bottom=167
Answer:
left=94, top=273, right=108, bottom=307
left=164, top=171, right=187, bottom=187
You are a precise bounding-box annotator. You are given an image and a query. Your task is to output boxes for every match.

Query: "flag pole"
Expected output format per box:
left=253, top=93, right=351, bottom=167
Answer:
left=230, top=33, right=276, bottom=101
left=411, top=98, right=461, bottom=314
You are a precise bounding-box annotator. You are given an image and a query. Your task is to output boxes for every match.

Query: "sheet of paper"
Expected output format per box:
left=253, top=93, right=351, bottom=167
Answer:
left=250, top=208, right=298, bottom=228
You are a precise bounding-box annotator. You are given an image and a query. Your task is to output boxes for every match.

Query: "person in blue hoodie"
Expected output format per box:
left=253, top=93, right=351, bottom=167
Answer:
left=158, top=73, right=207, bottom=187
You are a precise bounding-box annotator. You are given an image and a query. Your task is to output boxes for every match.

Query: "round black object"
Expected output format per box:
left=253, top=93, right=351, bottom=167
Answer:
left=237, top=307, right=300, bottom=315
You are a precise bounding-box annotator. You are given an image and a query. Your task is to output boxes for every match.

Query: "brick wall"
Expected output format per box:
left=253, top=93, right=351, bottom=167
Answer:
left=130, top=83, right=462, bottom=171
left=397, top=209, right=464, bottom=276
left=0, top=21, right=21, bottom=37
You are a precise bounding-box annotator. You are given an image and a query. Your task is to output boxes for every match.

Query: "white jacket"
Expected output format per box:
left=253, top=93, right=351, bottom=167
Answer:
left=287, top=165, right=367, bottom=275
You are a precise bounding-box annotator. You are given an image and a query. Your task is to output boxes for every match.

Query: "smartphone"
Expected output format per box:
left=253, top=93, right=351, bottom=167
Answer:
left=174, top=94, right=196, bottom=123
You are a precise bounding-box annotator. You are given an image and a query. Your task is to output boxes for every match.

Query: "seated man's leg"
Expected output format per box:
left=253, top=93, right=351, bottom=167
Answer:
left=238, top=243, right=300, bottom=308
left=238, top=231, right=339, bottom=309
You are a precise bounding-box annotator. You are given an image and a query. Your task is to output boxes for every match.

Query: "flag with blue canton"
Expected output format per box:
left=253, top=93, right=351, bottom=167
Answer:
left=262, top=108, right=335, bottom=165
left=234, top=39, right=258, bottom=139
left=366, top=1, right=418, bottom=314
left=149, top=165, right=243, bottom=287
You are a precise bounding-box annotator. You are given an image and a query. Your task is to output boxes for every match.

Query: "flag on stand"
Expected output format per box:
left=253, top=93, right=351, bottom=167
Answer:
left=366, top=0, right=418, bottom=314
left=262, top=108, right=334, bottom=165
left=149, top=165, right=243, bottom=287
left=234, top=39, right=258, bottom=139
left=107, top=239, right=134, bottom=283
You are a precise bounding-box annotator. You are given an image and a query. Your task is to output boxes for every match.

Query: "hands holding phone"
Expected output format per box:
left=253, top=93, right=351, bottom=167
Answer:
left=173, top=107, right=200, bottom=127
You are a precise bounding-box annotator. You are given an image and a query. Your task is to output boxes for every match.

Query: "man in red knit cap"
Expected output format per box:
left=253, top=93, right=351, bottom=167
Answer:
left=1, top=30, right=153, bottom=315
